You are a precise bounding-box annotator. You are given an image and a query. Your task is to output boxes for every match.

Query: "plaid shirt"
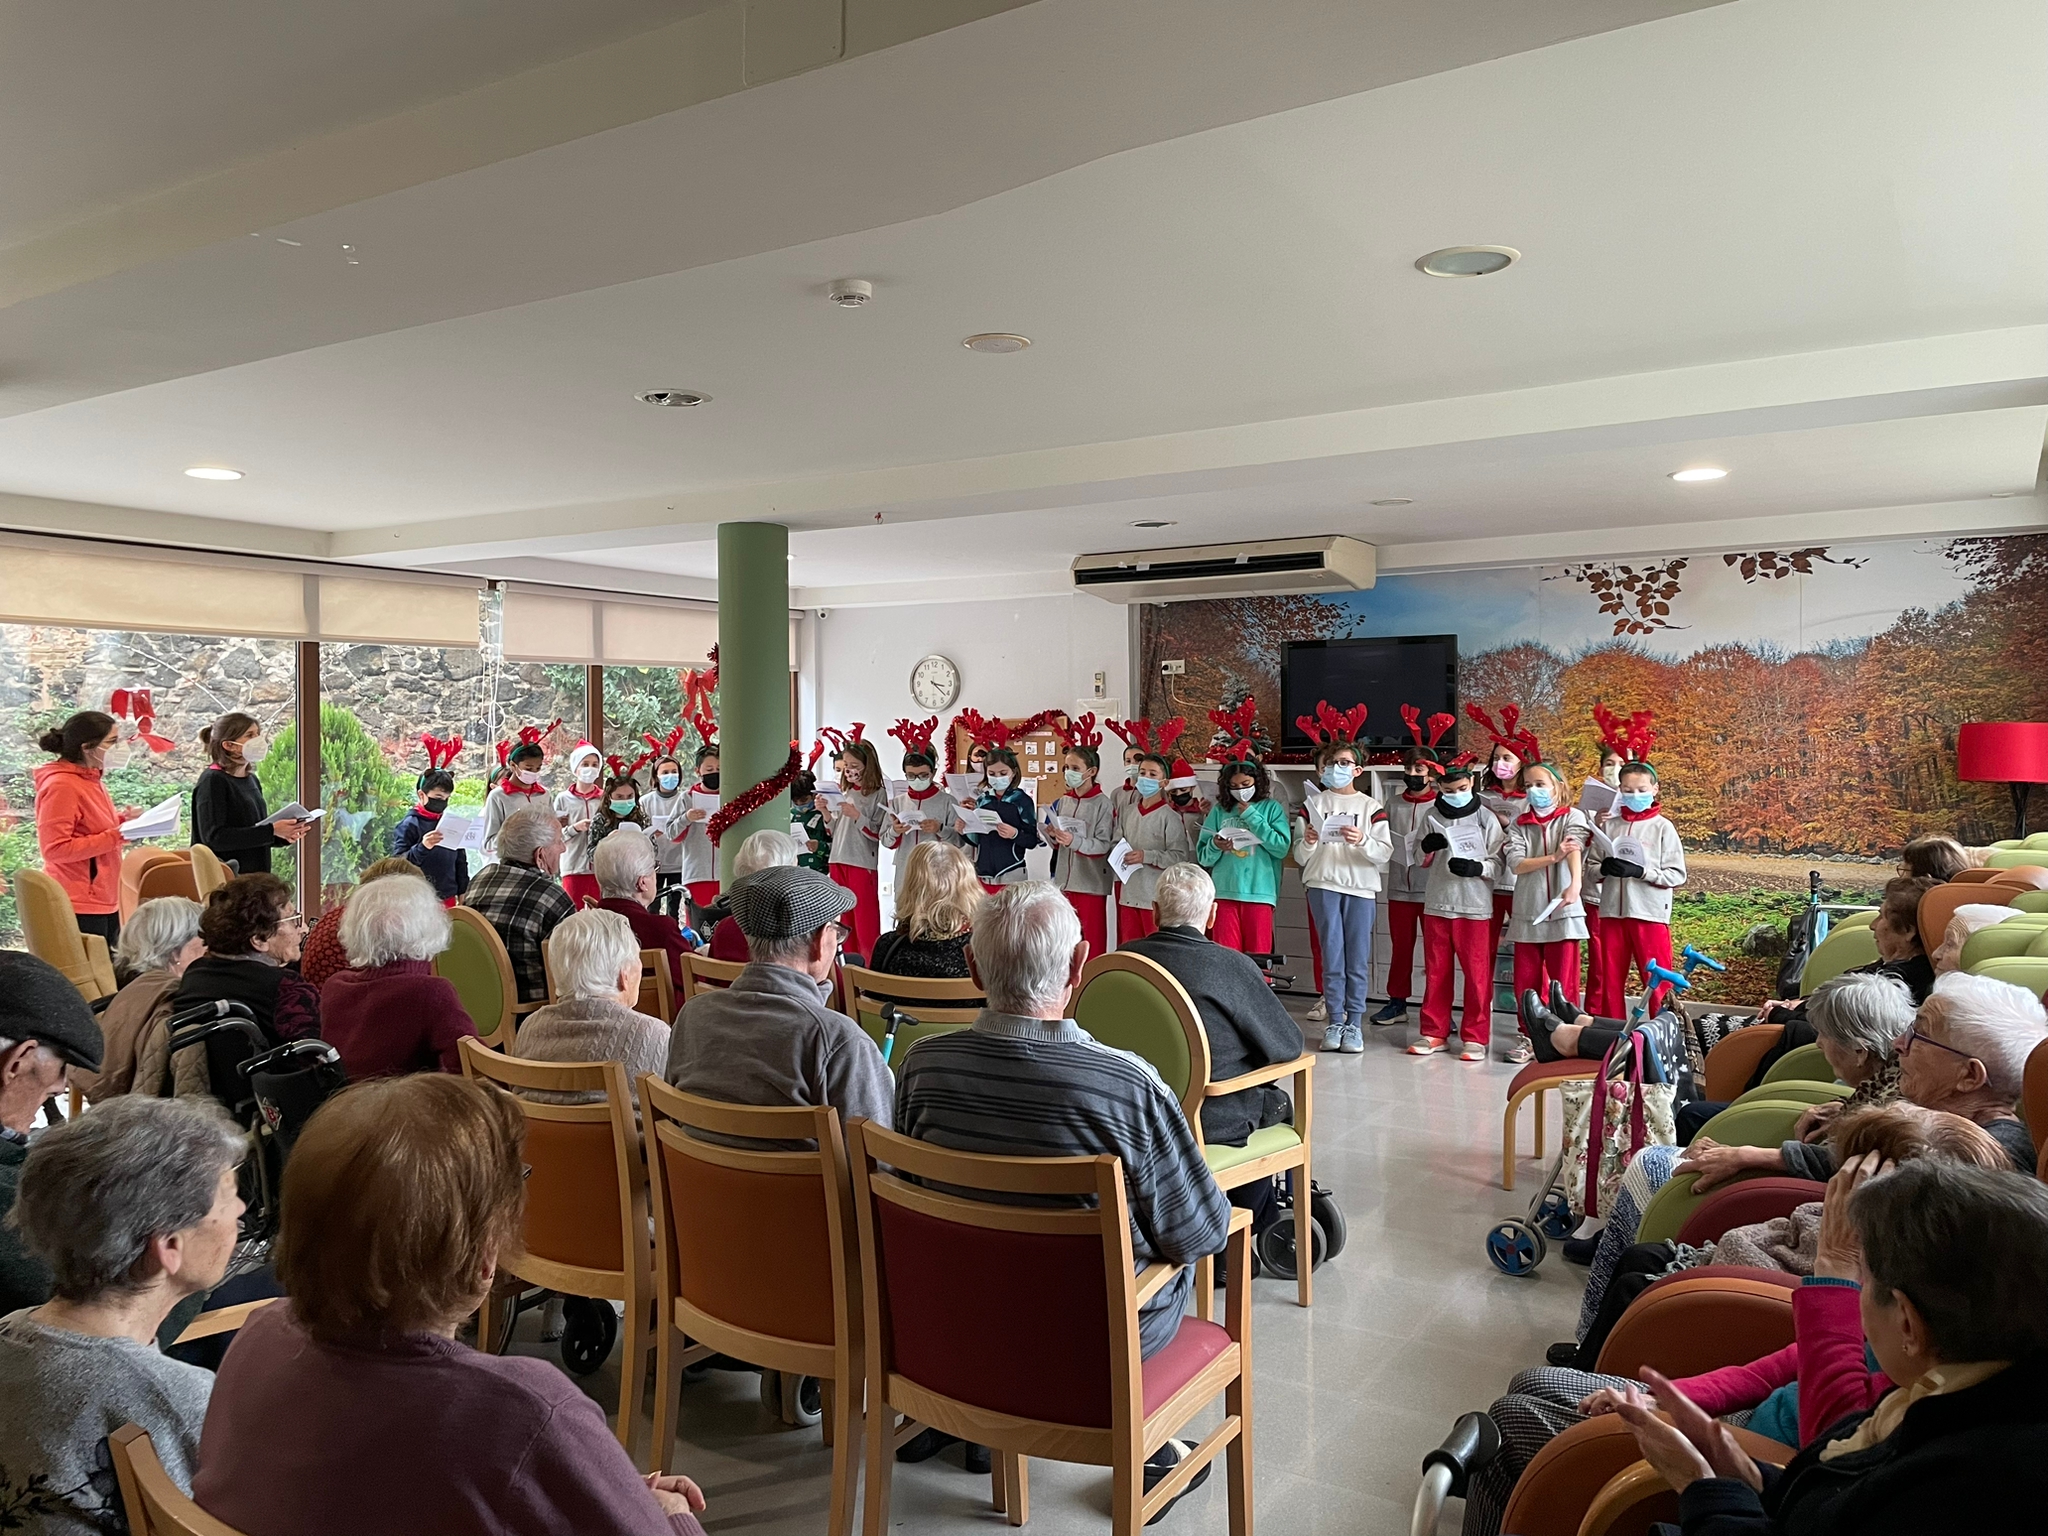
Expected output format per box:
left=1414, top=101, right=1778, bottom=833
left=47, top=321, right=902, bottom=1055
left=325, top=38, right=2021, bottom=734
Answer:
left=460, top=860, right=577, bottom=1004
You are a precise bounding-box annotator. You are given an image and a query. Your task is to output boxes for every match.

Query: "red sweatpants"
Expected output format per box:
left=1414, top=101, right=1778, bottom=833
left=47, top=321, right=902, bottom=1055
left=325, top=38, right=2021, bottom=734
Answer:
left=1421, top=914, right=1494, bottom=1044
left=1487, top=891, right=1514, bottom=968
left=1384, top=898, right=1424, bottom=1002
left=561, top=873, right=600, bottom=909
left=829, top=863, right=881, bottom=959
left=1583, top=911, right=1611, bottom=1016
left=1064, top=890, right=1108, bottom=962
left=1513, top=940, right=1582, bottom=1009
left=1600, top=917, right=1675, bottom=1009
left=1306, top=901, right=1323, bottom=991
left=1210, top=899, right=1274, bottom=956
left=1118, top=903, right=1157, bottom=944
left=686, top=879, right=721, bottom=911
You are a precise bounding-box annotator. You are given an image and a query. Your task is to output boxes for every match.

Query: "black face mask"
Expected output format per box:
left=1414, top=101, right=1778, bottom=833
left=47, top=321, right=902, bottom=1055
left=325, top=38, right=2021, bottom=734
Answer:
left=426, top=795, right=449, bottom=810
left=1403, top=776, right=1428, bottom=792
left=699, top=772, right=720, bottom=792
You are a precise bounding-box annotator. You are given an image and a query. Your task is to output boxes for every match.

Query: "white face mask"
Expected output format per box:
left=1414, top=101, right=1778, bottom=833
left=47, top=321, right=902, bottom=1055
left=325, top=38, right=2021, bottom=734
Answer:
left=98, top=742, right=131, bottom=772
left=575, top=763, right=601, bottom=785
left=1231, top=786, right=1255, bottom=803
left=986, top=772, right=1013, bottom=792
left=908, top=775, right=932, bottom=792
left=238, top=732, right=268, bottom=764
left=515, top=768, right=543, bottom=785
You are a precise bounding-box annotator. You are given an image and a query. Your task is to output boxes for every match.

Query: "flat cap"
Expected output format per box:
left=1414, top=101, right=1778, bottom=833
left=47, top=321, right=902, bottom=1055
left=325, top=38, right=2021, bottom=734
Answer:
left=728, top=866, right=855, bottom=942
left=0, top=951, right=105, bottom=1071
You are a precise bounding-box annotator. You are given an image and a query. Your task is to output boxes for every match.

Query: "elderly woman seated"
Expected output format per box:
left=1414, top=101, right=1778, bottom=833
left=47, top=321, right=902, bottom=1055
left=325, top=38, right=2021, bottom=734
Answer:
left=518, top=908, right=670, bottom=1104
left=320, top=871, right=477, bottom=1079
left=703, top=829, right=797, bottom=962
left=592, top=827, right=698, bottom=994
left=192, top=1074, right=708, bottom=1535
left=1611, top=1158, right=2048, bottom=1534
left=301, top=855, right=430, bottom=989
left=870, top=840, right=981, bottom=980
left=172, top=873, right=321, bottom=1055
left=77, top=895, right=205, bottom=1100
left=0, top=1096, right=245, bottom=1533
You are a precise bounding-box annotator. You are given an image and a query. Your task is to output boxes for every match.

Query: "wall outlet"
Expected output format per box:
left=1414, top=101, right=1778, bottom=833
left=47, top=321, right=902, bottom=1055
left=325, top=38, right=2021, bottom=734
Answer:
left=1092, top=670, right=1107, bottom=697
left=1160, top=659, right=1186, bottom=676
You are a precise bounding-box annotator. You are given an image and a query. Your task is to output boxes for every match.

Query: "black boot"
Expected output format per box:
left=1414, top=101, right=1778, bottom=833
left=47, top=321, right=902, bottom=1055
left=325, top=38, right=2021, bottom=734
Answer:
left=1518, top=990, right=1564, bottom=1063
left=1548, top=980, right=1578, bottom=1024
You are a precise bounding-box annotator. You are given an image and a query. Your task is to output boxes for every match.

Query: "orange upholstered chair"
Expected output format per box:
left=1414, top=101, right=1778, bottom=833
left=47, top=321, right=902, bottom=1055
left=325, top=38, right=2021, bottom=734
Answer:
left=1701, top=1024, right=1784, bottom=1103
left=1592, top=1273, right=1797, bottom=1382
left=2023, top=1038, right=2048, bottom=1182
left=1988, top=865, right=2048, bottom=892
left=1499, top=1414, right=1792, bottom=1536
left=1918, top=883, right=2011, bottom=958
left=121, top=847, right=190, bottom=920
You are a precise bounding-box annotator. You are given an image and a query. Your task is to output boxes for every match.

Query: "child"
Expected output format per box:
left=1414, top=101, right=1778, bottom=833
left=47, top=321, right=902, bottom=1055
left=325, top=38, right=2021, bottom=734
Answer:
left=1580, top=741, right=1626, bottom=1014
left=1412, top=758, right=1506, bottom=1062
left=554, top=741, right=606, bottom=906
left=883, top=716, right=957, bottom=893
left=1105, top=716, right=1180, bottom=822
left=637, top=740, right=689, bottom=916
left=1469, top=704, right=1535, bottom=1062
left=674, top=743, right=722, bottom=912
left=790, top=770, right=831, bottom=875
left=591, top=760, right=652, bottom=849
left=963, top=745, right=1042, bottom=892
left=1197, top=700, right=1294, bottom=958
left=1504, top=748, right=1589, bottom=1015
left=1290, top=703, right=1393, bottom=1053
left=393, top=734, right=469, bottom=904
left=1115, top=749, right=1193, bottom=943
left=1371, top=706, right=1455, bottom=1026
left=1045, top=714, right=1116, bottom=960
left=481, top=719, right=557, bottom=862
left=824, top=728, right=887, bottom=957
left=1590, top=706, right=1688, bottom=1008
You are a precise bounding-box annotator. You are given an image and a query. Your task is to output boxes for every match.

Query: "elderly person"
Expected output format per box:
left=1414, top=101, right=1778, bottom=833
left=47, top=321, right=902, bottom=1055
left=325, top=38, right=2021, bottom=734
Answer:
left=591, top=827, right=696, bottom=995
left=892, top=882, right=1232, bottom=1504
left=301, top=856, right=424, bottom=989
left=870, top=840, right=980, bottom=980
left=1898, top=832, right=1972, bottom=883
left=173, top=873, right=320, bottom=1043
left=191, top=1075, right=707, bottom=1535
left=666, top=866, right=892, bottom=1149
left=0, top=1096, right=243, bottom=1535
left=461, top=804, right=576, bottom=1005
left=518, top=910, right=670, bottom=1104
left=703, top=829, right=797, bottom=962
left=1, top=955, right=106, bottom=1313
left=320, top=874, right=476, bottom=1079
left=76, top=896, right=205, bottom=1101
left=1611, top=1158, right=2048, bottom=1534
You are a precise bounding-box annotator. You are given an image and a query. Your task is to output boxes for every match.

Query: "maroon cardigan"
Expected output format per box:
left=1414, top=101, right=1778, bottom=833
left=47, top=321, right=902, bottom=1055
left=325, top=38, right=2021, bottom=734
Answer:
left=319, top=960, right=477, bottom=1079
left=595, top=897, right=694, bottom=993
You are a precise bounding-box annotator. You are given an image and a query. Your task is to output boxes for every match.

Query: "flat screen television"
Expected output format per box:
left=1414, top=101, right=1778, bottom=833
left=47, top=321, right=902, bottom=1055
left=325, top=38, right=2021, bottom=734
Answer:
left=1279, top=634, right=1458, bottom=752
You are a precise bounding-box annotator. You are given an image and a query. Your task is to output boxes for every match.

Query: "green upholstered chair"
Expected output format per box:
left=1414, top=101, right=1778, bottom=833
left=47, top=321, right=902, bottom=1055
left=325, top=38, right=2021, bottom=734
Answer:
left=1636, top=1099, right=1814, bottom=1244
left=1827, top=911, right=1876, bottom=933
left=1759, top=1043, right=1837, bottom=1085
left=1799, top=926, right=1878, bottom=996
left=1970, top=956, right=2048, bottom=998
left=2023, top=833, right=2048, bottom=850
left=1983, top=851, right=2048, bottom=871
left=1731, top=1079, right=1848, bottom=1109
left=437, top=904, right=522, bottom=1051
left=1074, top=950, right=1317, bottom=1313
left=838, top=965, right=982, bottom=1058
left=2013, top=890, right=2048, bottom=915
left=1960, top=921, right=2048, bottom=972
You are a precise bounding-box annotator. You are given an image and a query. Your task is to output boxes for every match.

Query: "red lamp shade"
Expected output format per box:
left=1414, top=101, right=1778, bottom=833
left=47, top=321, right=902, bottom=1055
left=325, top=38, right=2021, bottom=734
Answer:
left=1956, top=722, right=2048, bottom=785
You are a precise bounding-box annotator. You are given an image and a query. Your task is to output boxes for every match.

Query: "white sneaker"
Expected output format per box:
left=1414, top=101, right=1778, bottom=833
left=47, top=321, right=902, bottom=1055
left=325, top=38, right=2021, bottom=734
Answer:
left=1305, top=999, right=1328, bottom=1023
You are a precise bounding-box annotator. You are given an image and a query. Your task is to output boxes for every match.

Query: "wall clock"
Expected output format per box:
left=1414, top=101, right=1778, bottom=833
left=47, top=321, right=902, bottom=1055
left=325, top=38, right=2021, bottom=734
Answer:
left=910, top=653, right=961, bottom=711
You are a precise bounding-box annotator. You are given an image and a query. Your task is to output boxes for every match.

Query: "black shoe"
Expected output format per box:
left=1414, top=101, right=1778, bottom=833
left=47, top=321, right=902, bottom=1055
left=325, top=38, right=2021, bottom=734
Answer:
left=1143, top=1439, right=1213, bottom=1525
left=1518, top=990, right=1564, bottom=1063
left=1545, top=1341, right=1582, bottom=1367
left=896, top=1427, right=962, bottom=1463
left=1547, top=980, right=1577, bottom=1024
left=1562, top=1236, right=1599, bottom=1266
left=963, top=1442, right=992, bottom=1475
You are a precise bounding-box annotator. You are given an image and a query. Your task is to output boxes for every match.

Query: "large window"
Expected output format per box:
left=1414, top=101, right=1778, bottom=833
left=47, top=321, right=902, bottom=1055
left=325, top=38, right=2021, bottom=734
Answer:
left=600, top=665, right=717, bottom=771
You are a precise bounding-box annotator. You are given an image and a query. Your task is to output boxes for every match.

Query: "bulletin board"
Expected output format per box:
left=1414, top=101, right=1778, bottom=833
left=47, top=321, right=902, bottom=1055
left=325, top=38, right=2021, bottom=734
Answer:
left=949, top=715, right=1068, bottom=808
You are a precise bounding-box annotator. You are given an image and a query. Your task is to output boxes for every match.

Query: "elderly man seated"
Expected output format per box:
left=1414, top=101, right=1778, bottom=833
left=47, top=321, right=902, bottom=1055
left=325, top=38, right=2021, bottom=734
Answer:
left=665, top=865, right=893, bottom=1144
left=892, top=881, right=1232, bottom=1510
left=1, top=954, right=107, bottom=1313
left=460, top=804, right=576, bottom=1006
left=591, top=827, right=698, bottom=995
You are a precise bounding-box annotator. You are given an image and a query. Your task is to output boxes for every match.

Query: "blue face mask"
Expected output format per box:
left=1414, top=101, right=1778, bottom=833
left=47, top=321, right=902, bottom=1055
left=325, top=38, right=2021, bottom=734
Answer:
left=657, top=774, right=679, bottom=792
left=1439, top=788, right=1473, bottom=809
left=1322, top=764, right=1355, bottom=789
left=1135, top=775, right=1161, bottom=798
left=1619, top=789, right=1656, bottom=813
left=1526, top=786, right=1555, bottom=811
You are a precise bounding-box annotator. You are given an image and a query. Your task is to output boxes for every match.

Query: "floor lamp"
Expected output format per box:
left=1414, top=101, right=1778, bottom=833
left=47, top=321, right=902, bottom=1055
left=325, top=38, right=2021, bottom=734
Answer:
left=1956, top=722, right=2048, bottom=840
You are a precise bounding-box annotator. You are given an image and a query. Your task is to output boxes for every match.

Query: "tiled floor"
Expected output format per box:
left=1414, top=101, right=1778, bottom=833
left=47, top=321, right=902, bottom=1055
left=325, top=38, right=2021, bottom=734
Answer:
left=506, top=1005, right=1582, bottom=1534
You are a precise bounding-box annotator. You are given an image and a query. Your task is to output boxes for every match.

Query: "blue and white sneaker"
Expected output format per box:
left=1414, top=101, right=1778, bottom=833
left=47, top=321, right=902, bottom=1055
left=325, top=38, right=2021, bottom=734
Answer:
left=1320, top=1024, right=1345, bottom=1052
left=1369, top=999, right=1409, bottom=1025
left=1339, top=1023, right=1366, bottom=1054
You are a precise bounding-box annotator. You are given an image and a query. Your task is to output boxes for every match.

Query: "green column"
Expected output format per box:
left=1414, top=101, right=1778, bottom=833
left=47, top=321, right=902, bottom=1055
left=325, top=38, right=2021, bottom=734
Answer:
left=716, top=522, right=791, bottom=884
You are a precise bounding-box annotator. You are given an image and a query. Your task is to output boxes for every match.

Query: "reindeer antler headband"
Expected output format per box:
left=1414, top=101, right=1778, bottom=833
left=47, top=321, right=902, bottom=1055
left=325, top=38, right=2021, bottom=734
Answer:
left=1593, top=703, right=1658, bottom=767
left=1400, top=703, right=1463, bottom=777
left=1294, top=700, right=1370, bottom=748
left=1465, top=703, right=1545, bottom=772
left=495, top=718, right=561, bottom=769
left=1052, top=712, right=1104, bottom=750
left=1206, top=698, right=1264, bottom=764
left=889, top=715, right=940, bottom=759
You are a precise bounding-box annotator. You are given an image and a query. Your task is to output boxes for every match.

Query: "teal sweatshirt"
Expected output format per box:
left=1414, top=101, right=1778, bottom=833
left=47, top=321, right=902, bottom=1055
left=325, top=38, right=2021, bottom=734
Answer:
left=1196, top=796, right=1293, bottom=906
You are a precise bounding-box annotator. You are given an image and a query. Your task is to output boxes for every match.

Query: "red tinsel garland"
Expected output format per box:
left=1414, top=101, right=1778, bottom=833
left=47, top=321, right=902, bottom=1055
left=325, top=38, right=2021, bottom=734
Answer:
left=942, top=708, right=1069, bottom=775
left=707, top=743, right=802, bottom=847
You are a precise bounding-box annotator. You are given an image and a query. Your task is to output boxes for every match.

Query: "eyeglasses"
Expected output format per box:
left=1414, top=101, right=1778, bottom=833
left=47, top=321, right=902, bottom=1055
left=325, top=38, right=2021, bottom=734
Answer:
left=1900, top=1026, right=1975, bottom=1064
left=277, top=912, right=307, bottom=932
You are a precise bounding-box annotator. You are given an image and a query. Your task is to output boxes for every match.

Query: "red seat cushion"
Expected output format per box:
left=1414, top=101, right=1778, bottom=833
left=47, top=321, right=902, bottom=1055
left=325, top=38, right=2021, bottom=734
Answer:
left=1141, top=1318, right=1232, bottom=1417
left=1509, top=1058, right=1598, bottom=1096
left=1646, top=1263, right=1799, bottom=1295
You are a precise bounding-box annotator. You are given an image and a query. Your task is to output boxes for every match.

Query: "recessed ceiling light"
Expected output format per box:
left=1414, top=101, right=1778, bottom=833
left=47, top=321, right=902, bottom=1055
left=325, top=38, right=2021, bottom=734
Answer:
left=1669, top=467, right=1728, bottom=483
left=1369, top=498, right=1413, bottom=507
left=637, top=390, right=709, bottom=407
left=963, top=333, right=1030, bottom=354
left=183, top=466, right=243, bottom=481
left=1130, top=519, right=1177, bottom=529
left=1416, top=245, right=1519, bottom=278
left=1991, top=490, right=2022, bottom=498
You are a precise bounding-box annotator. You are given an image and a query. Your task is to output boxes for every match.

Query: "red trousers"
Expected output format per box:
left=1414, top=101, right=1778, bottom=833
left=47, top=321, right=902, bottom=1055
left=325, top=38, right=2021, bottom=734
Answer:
left=1384, top=898, right=1424, bottom=1001
left=1600, top=917, right=1674, bottom=1008
left=1119, top=903, right=1157, bottom=944
left=1210, top=899, right=1273, bottom=956
left=686, top=879, right=721, bottom=911
left=1306, top=901, right=1323, bottom=991
left=1583, top=911, right=1611, bottom=1016
left=1421, top=913, right=1494, bottom=1044
left=1064, top=890, right=1108, bottom=962
left=829, top=863, right=881, bottom=959
left=1513, top=940, right=1582, bottom=1009
left=1487, top=890, right=1513, bottom=966
left=561, top=873, right=600, bottom=909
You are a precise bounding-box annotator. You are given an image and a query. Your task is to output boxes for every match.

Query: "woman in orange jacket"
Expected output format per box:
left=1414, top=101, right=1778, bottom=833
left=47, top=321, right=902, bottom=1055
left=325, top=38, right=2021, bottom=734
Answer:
left=33, top=710, right=135, bottom=944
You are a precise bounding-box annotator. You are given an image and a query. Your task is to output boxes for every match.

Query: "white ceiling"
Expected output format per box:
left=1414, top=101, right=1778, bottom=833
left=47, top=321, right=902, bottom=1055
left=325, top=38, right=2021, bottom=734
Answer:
left=0, top=0, right=2043, bottom=605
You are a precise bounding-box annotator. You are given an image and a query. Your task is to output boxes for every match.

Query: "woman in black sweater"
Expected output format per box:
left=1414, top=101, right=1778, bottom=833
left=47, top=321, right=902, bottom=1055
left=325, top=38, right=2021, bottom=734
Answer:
left=869, top=842, right=980, bottom=983
left=191, top=712, right=308, bottom=876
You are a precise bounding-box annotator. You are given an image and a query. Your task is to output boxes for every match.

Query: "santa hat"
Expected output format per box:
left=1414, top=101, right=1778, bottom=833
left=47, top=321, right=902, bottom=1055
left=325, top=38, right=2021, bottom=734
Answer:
left=1593, top=703, right=1658, bottom=769
left=1294, top=700, right=1370, bottom=748
left=889, top=715, right=940, bottom=762
left=1052, top=712, right=1104, bottom=750
left=1399, top=704, right=1461, bottom=777
left=1167, top=757, right=1200, bottom=791
left=495, top=718, right=561, bottom=770
left=567, top=740, right=602, bottom=770
left=1206, top=699, right=1263, bottom=764
left=1465, top=704, right=1545, bottom=773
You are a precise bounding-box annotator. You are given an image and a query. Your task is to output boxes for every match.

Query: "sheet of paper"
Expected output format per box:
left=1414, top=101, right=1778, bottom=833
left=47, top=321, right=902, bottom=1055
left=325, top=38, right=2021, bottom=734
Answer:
left=1107, top=838, right=1142, bottom=884
left=955, top=806, right=1000, bottom=834
left=1445, top=819, right=1487, bottom=860
left=258, top=802, right=323, bottom=826
left=119, top=793, right=182, bottom=842
left=1584, top=820, right=1617, bottom=858
left=1531, top=893, right=1565, bottom=925
left=1318, top=810, right=1360, bottom=840
left=1053, top=815, right=1085, bottom=835
left=887, top=778, right=908, bottom=798
left=690, top=791, right=721, bottom=814
left=1613, top=833, right=1648, bottom=866
left=432, top=811, right=485, bottom=852
left=1219, top=825, right=1260, bottom=848
left=945, top=774, right=981, bottom=800
left=1020, top=777, right=1039, bottom=802
left=1577, top=777, right=1618, bottom=816
left=789, top=820, right=812, bottom=848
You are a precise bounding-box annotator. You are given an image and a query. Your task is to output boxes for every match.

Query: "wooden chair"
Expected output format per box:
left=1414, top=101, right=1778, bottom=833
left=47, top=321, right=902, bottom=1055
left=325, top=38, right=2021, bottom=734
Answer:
left=1502, top=1057, right=1600, bottom=1191
left=122, top=847, right=189, bottom=921
left=170, top=1295, right=282, bottom=1350
left=15, top=867, right=118, bottom=1003
left=642, top=1079, right=864, bottom=1535
left=434, top=905, right=527, bottom=1051
left=189, top=844, right=231, bottom=898
left=838, top=965, right=983, bottom=1056
left=1577, top=1459, right=1675, bottom=1536
left=1634, top=1099, right=1812, bottom=1244
left=460, top=1040, right=655, bottom=1456
left=1949, top=867, right=2006, bottom=885
left=1918, top=883, right=2012, bottom=956
left=110, top=1424, right=247, bottom=1536
left=637, top=949, right=677, bottom=1023
left=136, top=852, right=200, bottom=906
left=849, top=1119, right=1254, bottom=1536
left=1701, top=1023, right=1784, bottom=1102
left=1075, top=950, right=1316, bottom=1313
left=681, top=952, right=746, bottom=999
left=1500, top=1415, right=1792, bottom=1536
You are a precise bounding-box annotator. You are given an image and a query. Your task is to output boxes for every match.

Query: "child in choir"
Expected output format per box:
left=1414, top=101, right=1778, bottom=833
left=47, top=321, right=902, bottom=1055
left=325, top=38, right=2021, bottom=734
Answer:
left=1468, top=705, right=1535, bottom=1061
left=1115, top=749, right=1193, bottom=943
left=963, top=746, right=1041, bottom=891
left=1579, top=740, right=1628, bottom=1013
left=393, top=734, right=469, bottom=905
left=1590, top=706, right=1688, bottom=1007
left=824, top=728, right=887, bottom=958
left=1105, top=716, right=1172, bottom=821
left=481, top=720, right=556, bottom=862
left=883, top=716, right=955, bottom=891
left=1197, top=700, right=1293, bottom=958
left=790, top=770, right=831, bottom=875
left=590, top=761, right=652, bottom=850
left=1045, top=714, right=1116, bottom=959
left=1411, top=758, right=1507, bottom=1061
left=1290, top=703, right=1393, bottom=1053
left=1503, top=743, right=1590, bottom=1019
left=637, top=738, right=689, bottom=916
left=554, top=741, right=606, bottom=906
left=674, top=742, right=722, bottom=912
left=1370, top=705, right=1455, bottom=1026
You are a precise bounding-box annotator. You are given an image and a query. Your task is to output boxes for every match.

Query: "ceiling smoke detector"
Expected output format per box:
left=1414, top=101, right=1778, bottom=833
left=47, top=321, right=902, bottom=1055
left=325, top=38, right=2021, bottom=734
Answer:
left=963, top=333, right=1030, bottom=354
left=1415, top=245, right=1520, bottom=278
left=637, top=390, right=709, bottom=408
left=828, top=279, right=873, bottom=308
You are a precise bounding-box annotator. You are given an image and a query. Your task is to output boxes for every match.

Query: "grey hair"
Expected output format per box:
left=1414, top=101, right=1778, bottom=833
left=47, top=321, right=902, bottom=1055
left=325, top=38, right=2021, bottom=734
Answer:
left=498, top=804, right=563, bottom=866
left=546, top=908, right=642, bottom=1000
left=749, top=931, right=822, bottom=965
left=969, top=881, right=1082, bottom=1017
left=9, top=1095, right=244, bottom=1300
left=1926, top=970, right=2048, bottom=1100
left=1152, top=862, right=1215, bottom=931
left=340, top=873, right=451, bottom=968
left=593, top=826, right=659, bottom=899
left=1807, top=971, right=1915, bottom=1062
left=734, top=829, right=798, bottom=879
left=114, top=896, right=203, bottom=981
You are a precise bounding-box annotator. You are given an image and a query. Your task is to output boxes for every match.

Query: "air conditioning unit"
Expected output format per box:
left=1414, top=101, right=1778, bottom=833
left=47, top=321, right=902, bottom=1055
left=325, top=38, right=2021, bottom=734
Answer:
left=1071, top=535, right=1376, bottom=604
